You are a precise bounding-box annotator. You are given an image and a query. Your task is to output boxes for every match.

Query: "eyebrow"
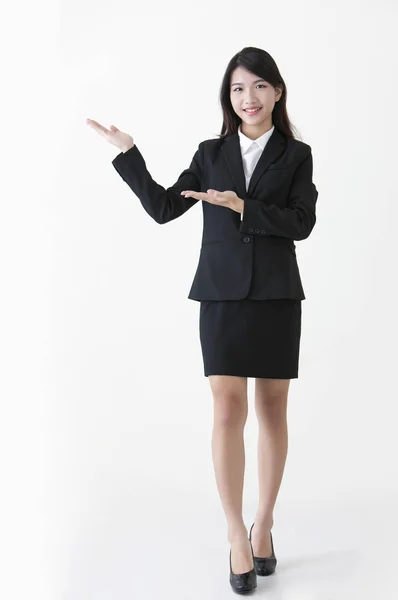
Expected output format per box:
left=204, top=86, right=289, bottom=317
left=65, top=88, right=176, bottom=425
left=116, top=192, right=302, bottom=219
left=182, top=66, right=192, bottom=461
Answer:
left=231, top=79, right=267, bottom=87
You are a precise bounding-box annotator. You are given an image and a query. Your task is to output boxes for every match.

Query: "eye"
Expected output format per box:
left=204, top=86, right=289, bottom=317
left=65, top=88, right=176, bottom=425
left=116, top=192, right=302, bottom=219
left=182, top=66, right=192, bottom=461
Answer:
left=233, top=84, right=267, bottom=92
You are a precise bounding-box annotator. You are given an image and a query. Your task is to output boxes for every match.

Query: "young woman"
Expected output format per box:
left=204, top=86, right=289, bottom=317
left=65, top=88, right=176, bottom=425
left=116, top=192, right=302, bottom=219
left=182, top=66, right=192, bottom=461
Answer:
left=87, top=46, right=318, bottom=594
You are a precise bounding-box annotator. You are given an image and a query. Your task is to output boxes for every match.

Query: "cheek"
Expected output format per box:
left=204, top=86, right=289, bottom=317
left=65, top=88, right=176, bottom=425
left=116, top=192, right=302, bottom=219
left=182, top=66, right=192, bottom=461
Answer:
left=230, top=97, right=240, bottom=112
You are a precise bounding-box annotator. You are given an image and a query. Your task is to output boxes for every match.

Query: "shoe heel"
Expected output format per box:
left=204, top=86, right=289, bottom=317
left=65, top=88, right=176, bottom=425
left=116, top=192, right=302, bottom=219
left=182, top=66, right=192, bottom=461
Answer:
left=248, top=522, right=277, bottom=577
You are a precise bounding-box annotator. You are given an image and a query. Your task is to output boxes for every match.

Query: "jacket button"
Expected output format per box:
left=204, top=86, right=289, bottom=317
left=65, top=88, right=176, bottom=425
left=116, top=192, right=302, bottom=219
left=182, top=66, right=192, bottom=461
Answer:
left=261, top=229, right=266, bottom=234
left=255, top=228, right=260, bottom=233
left=248, top=227, right=254, bottom=233
left=243, top=236, right=251, bottom=243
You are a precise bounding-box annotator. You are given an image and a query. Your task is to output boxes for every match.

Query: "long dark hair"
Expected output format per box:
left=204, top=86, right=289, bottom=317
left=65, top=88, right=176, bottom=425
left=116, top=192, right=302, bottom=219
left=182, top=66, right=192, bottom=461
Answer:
left=217, top=46, right=300, bottom=140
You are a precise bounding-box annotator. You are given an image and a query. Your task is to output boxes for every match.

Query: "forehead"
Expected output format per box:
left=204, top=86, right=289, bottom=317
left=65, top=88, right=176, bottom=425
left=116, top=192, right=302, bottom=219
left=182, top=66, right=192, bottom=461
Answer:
left=230, top=66, right=267, bottom=86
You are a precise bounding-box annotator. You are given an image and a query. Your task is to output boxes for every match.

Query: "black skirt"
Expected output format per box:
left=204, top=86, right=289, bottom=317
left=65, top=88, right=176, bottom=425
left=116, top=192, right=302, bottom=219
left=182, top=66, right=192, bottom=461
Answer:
left=199, top=298, right=302, bottom=379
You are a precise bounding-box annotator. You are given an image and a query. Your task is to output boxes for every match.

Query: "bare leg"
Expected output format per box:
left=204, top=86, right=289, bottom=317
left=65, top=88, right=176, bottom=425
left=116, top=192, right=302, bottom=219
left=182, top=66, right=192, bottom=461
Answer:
left=208, top=375, right=253, bottom=574
left=251, top=378, right=290, bottom=557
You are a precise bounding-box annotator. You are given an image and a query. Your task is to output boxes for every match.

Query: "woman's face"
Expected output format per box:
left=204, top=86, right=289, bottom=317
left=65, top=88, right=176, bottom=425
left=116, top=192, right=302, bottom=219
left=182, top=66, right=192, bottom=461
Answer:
left=230, top=66, right=282, bottom=131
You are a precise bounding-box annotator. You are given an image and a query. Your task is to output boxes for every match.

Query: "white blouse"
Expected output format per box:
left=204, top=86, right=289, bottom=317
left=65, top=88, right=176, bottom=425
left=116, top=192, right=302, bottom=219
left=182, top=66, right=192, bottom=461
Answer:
left=237, top=123, right=275, bottom=220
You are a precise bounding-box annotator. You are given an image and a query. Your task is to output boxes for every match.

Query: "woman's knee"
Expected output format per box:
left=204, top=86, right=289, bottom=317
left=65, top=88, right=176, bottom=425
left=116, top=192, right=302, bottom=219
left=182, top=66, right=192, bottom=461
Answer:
left=254, top=378, right=290, bottom=421
left=209, top=375, right=248, bottom=427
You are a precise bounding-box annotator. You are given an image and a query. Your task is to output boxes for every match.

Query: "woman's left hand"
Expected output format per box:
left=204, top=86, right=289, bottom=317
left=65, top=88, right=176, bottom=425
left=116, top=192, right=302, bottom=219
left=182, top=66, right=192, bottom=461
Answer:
left=180, top=189, right=244, bottom=214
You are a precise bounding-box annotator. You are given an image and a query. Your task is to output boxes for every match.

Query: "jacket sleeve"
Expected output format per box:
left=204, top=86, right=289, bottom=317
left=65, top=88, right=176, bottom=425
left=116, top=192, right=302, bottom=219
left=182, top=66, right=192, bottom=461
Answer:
left=111, top=142, right=204, bottom=224
left=239, top=150, right=318, bottom=240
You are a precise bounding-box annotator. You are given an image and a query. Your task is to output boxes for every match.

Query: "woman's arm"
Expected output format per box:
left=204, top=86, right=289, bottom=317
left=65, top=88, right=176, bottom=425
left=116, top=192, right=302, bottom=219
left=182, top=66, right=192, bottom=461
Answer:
left=239, top=150, right=318, bottom=240
left=112, top=142, right=204, bottom=224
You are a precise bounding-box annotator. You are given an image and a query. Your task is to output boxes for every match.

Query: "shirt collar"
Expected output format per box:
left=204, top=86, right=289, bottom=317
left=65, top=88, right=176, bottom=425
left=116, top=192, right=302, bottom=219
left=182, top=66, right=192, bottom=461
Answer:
left=238, top=123, right=275, bottom=155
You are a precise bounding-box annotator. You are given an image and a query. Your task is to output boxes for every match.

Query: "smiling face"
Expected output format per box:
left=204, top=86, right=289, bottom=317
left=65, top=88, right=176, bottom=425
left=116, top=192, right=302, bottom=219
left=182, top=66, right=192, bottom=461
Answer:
left=230, top=66, right=282, bottom=139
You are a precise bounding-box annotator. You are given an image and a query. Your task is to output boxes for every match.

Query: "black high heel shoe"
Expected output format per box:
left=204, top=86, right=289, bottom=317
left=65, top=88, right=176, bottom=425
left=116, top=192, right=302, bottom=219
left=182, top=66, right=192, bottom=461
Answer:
left=248, top=522, right=277, bottom=576
left=229, top=538, right=257, bottom=594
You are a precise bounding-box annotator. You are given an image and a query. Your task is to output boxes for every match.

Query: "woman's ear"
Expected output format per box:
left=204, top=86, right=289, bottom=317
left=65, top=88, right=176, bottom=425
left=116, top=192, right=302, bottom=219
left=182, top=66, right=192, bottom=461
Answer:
left=275, top=86, right=283, bottom=102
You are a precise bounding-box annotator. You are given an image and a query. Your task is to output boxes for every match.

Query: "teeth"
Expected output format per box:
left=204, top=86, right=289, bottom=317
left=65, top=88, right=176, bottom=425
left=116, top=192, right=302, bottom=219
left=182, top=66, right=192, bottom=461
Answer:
left=245, top=108, right=261, bottom=113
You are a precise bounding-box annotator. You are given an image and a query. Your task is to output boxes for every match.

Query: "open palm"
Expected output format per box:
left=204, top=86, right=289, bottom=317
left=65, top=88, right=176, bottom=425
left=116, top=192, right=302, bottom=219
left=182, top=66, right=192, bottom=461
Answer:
left=86, top=118, right=135, bottom=153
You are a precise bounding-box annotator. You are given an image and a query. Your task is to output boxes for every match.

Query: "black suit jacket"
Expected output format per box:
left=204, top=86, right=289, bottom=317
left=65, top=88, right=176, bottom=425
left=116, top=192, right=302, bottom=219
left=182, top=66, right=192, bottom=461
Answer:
left=112, top=127, right=318, bottom=301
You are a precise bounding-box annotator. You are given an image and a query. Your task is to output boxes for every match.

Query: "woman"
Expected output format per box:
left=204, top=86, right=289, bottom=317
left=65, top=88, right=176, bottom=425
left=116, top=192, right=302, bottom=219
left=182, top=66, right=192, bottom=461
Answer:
left=87, top=46, right=318, bottom=594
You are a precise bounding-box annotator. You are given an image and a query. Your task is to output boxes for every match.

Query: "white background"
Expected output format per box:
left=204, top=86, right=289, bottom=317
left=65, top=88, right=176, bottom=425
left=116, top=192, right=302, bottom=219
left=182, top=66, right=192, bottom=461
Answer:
left=1, top=0, right=398, bottom=598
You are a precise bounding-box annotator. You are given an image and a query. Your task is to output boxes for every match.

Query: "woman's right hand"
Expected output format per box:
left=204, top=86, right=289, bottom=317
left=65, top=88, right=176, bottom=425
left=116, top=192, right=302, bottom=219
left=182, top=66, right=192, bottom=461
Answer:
left=86, top=119, right=135, bottom=153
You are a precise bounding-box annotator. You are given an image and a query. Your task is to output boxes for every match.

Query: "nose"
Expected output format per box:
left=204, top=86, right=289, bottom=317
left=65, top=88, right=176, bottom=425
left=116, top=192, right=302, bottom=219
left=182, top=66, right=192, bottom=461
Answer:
left=243, top=94, right=259, bottom=106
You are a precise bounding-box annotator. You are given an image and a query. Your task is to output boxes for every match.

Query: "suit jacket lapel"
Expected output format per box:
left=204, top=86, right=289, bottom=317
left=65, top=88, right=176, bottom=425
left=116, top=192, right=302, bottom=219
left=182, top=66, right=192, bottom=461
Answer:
left=221, top=127, right=286, bottom=199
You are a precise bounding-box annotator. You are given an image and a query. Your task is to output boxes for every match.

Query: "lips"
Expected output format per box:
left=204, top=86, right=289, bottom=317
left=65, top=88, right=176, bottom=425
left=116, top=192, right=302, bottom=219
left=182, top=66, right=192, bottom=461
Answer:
left=244, top=107, right=262, bottom=113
